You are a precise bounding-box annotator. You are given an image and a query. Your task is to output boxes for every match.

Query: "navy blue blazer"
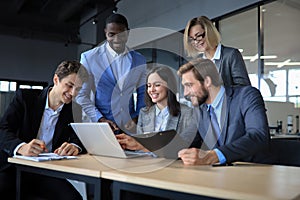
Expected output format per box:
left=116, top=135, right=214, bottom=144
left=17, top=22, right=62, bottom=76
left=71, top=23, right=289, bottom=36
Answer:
left=197, top=86, right=270, bottom=163
left=0, top=86, right=85, bottom=170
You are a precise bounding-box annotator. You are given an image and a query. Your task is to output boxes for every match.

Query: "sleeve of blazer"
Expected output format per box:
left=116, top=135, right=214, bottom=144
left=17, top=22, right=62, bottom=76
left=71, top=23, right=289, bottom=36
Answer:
left=218, top=87, right=269, bottom=163
left=0, top=89, right=30, bottom=156
left=131, top=52, right=147, bottom=119
left=76, top=51, right=102, bottom=122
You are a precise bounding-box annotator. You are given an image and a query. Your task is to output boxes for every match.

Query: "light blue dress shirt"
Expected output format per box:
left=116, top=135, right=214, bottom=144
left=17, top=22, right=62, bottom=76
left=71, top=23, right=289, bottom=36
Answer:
left=36, top=95, right=64, bottom=152
left=106, top=43, right=131, bottom=90
left=203, top=43, right=221, bottom=65
left=154, top=105, right=169, bottom=132
left=207, top=86, right=226, bottom=164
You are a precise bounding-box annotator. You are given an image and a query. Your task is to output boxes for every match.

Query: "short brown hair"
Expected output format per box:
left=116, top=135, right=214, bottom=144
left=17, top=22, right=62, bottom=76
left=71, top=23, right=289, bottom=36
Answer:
left=178, top=58, right=223, bottom=87
left=55, top=61, right=88, bottom=83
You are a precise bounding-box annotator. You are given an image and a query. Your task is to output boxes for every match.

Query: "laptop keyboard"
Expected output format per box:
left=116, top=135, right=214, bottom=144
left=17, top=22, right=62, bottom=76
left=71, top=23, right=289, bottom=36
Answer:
left=124, top=150, right=157, bottom=157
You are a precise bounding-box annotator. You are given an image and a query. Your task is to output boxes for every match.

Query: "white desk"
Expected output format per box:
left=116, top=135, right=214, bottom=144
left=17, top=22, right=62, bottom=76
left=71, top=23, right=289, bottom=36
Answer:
left=271, top=134, right=300, bottom=140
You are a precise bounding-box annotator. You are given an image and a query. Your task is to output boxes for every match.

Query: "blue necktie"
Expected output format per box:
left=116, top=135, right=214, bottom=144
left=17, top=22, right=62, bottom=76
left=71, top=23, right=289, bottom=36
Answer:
left=208, top=105, right=221, bottom=146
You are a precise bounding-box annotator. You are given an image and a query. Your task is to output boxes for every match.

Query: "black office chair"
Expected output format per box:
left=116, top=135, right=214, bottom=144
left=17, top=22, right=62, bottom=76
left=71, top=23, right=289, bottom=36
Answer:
left=269, top=139, right=300, bottom=167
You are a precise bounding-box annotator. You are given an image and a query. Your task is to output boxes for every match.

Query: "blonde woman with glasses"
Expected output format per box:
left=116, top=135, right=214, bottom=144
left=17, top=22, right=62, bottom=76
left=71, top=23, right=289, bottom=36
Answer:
left=183, top=16, right=251, bottom=87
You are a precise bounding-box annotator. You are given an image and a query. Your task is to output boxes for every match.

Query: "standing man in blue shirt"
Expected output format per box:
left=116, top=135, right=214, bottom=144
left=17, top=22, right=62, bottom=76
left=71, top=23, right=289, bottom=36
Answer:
left=76, top=13, right=147, bottom=134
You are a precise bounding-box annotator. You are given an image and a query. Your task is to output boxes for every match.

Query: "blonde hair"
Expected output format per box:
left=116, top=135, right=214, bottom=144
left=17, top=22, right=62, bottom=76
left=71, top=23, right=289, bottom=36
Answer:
left=183, top=16, right=221, bottom=58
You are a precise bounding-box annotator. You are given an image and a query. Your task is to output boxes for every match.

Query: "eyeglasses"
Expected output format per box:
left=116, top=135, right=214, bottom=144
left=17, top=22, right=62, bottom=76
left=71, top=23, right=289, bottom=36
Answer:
left=188, top=32, right=206, bottom=44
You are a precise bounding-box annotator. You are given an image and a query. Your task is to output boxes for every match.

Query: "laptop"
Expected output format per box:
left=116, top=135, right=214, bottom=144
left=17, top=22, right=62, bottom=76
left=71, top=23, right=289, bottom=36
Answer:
left=133, top=130, right=189, bottom=159
left=70, top=122, right=149, bottom=158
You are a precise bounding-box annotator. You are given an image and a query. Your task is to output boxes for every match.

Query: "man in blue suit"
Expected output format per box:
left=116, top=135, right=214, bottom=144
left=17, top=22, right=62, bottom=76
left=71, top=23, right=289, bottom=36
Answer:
left=76, top=13, right=146, bottom=134
left=177, top=58, right=270, bottom=165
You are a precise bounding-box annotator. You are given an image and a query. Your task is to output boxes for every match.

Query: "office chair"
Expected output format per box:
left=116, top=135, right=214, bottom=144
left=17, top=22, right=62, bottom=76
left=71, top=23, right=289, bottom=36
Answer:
left=269, top=139, right=300, bottom=167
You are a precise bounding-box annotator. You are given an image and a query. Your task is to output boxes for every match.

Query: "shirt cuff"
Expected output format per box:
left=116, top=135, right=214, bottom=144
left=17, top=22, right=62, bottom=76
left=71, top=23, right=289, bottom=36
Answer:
left=214, top=148, right=226, bottom=164
left=71, top=143, right=82, bottom=153
left=14, top=142, right=26, bottom=156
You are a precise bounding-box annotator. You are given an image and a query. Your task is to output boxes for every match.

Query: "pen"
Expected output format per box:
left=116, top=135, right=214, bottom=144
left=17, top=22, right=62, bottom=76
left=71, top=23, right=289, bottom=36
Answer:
left=212, top=163, right=234, bottom=167
left=40, top=144, right=46, bottom=151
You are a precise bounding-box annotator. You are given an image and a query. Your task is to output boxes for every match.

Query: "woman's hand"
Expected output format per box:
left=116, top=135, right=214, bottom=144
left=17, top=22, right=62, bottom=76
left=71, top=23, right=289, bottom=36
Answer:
left=116, top=133, right=149, bottom=152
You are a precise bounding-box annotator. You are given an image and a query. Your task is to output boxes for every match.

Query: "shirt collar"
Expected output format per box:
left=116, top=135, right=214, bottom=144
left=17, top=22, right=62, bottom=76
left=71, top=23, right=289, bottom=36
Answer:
left=203, top=43, right=221, bottom=61
left=45, top=88, right=64, bottom=113
left=155, top=105, right=169, bottom=117
left=207, top=85, right=225, bottom=111
left=106, top=42, right=129, bottom=57
left=213, top=43, right=222, bottom=60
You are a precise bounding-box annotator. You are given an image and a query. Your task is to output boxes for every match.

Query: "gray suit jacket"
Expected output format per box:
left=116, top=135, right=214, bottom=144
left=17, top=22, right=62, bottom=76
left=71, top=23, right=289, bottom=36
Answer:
left=136, top=104, right=198, bottom=145
left=215, top=45, right=251, bottom=86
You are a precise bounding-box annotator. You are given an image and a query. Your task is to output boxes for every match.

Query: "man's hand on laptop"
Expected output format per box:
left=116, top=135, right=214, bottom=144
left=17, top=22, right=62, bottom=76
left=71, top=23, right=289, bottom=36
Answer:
left=98, top=117, right=119, bottom=132
left=124, top=117, right=137, bottom=133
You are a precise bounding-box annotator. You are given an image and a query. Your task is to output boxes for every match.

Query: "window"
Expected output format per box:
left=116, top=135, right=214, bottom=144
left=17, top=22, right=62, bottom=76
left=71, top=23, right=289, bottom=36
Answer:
left=217, top=0, right=300, bottom=131
left=0, top=79, right=48, bottom=118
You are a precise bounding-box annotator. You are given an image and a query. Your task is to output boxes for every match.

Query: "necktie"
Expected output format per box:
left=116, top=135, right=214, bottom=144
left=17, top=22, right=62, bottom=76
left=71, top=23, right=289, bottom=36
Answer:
left=208, top=105, right=221, bottom=146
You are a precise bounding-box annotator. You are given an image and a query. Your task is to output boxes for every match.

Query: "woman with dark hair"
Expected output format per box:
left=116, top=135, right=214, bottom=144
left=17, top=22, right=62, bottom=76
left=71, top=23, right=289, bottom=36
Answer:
left=117, top=65, right=198, bottom=152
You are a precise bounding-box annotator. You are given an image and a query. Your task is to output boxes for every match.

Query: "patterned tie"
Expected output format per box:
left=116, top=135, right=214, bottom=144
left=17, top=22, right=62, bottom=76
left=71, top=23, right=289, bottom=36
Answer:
left=208, top=105, right=221, bottom=146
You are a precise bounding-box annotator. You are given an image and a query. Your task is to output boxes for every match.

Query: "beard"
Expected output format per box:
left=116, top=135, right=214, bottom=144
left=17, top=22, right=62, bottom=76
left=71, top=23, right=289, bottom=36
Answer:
left=197, top=90, right=208, bottom=106
left=185, top=86, right=208, bottom=106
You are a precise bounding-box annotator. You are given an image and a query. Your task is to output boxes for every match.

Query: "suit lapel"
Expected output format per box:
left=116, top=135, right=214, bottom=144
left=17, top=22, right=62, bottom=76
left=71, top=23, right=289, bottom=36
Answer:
left=120, top=51, right=134, bottom=90
left=166, top=114, right=180, bottom=131
left=221, top=87, right=233, bottom=145
left=215, top=45, right=224, bottom=73
left=141, top=107, right=156, bottom=133
left=52, top=104, right=69, bottom=148
left=99, top=45, right=117, bottom=87
left=200, top=107, right=218, bottom=149
left=32, top=87, right=48, bottom=136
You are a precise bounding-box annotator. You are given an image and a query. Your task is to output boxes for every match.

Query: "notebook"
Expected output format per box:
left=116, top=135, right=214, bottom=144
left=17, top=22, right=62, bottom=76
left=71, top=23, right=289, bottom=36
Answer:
left=14, top=153, right=77, bottom=162
left=133, top=130, right=189, bottom=159
left=70, top=122, right=150, bottom=158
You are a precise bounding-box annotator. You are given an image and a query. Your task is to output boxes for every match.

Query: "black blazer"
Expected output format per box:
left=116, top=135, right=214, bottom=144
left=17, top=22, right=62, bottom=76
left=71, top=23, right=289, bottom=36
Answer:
left=215, top=45, right=251, bottom=87
left=0, top=86, right=85, bottom=170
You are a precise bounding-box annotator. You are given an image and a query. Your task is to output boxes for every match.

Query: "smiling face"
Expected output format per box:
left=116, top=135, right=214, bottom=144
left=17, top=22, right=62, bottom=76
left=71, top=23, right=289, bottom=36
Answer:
left=52, top=73, right=83, bottom=105
left=189, top=24, right=208, bottom=53
left=147, top=72, right=168, bottom=109
left=181, top=70, right=209, bottom=106
left=105, top=22, right=128, bottom=54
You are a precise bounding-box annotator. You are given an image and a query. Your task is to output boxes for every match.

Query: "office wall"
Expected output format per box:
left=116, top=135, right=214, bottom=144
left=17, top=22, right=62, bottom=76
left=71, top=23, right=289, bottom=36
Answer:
left=0, top=0, right=261, bottom=82
left=0, top=35, right=78, bottom=83
left=117, top=0, right=260, bottom=31
left=265, top=101, right=300, bottom=133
